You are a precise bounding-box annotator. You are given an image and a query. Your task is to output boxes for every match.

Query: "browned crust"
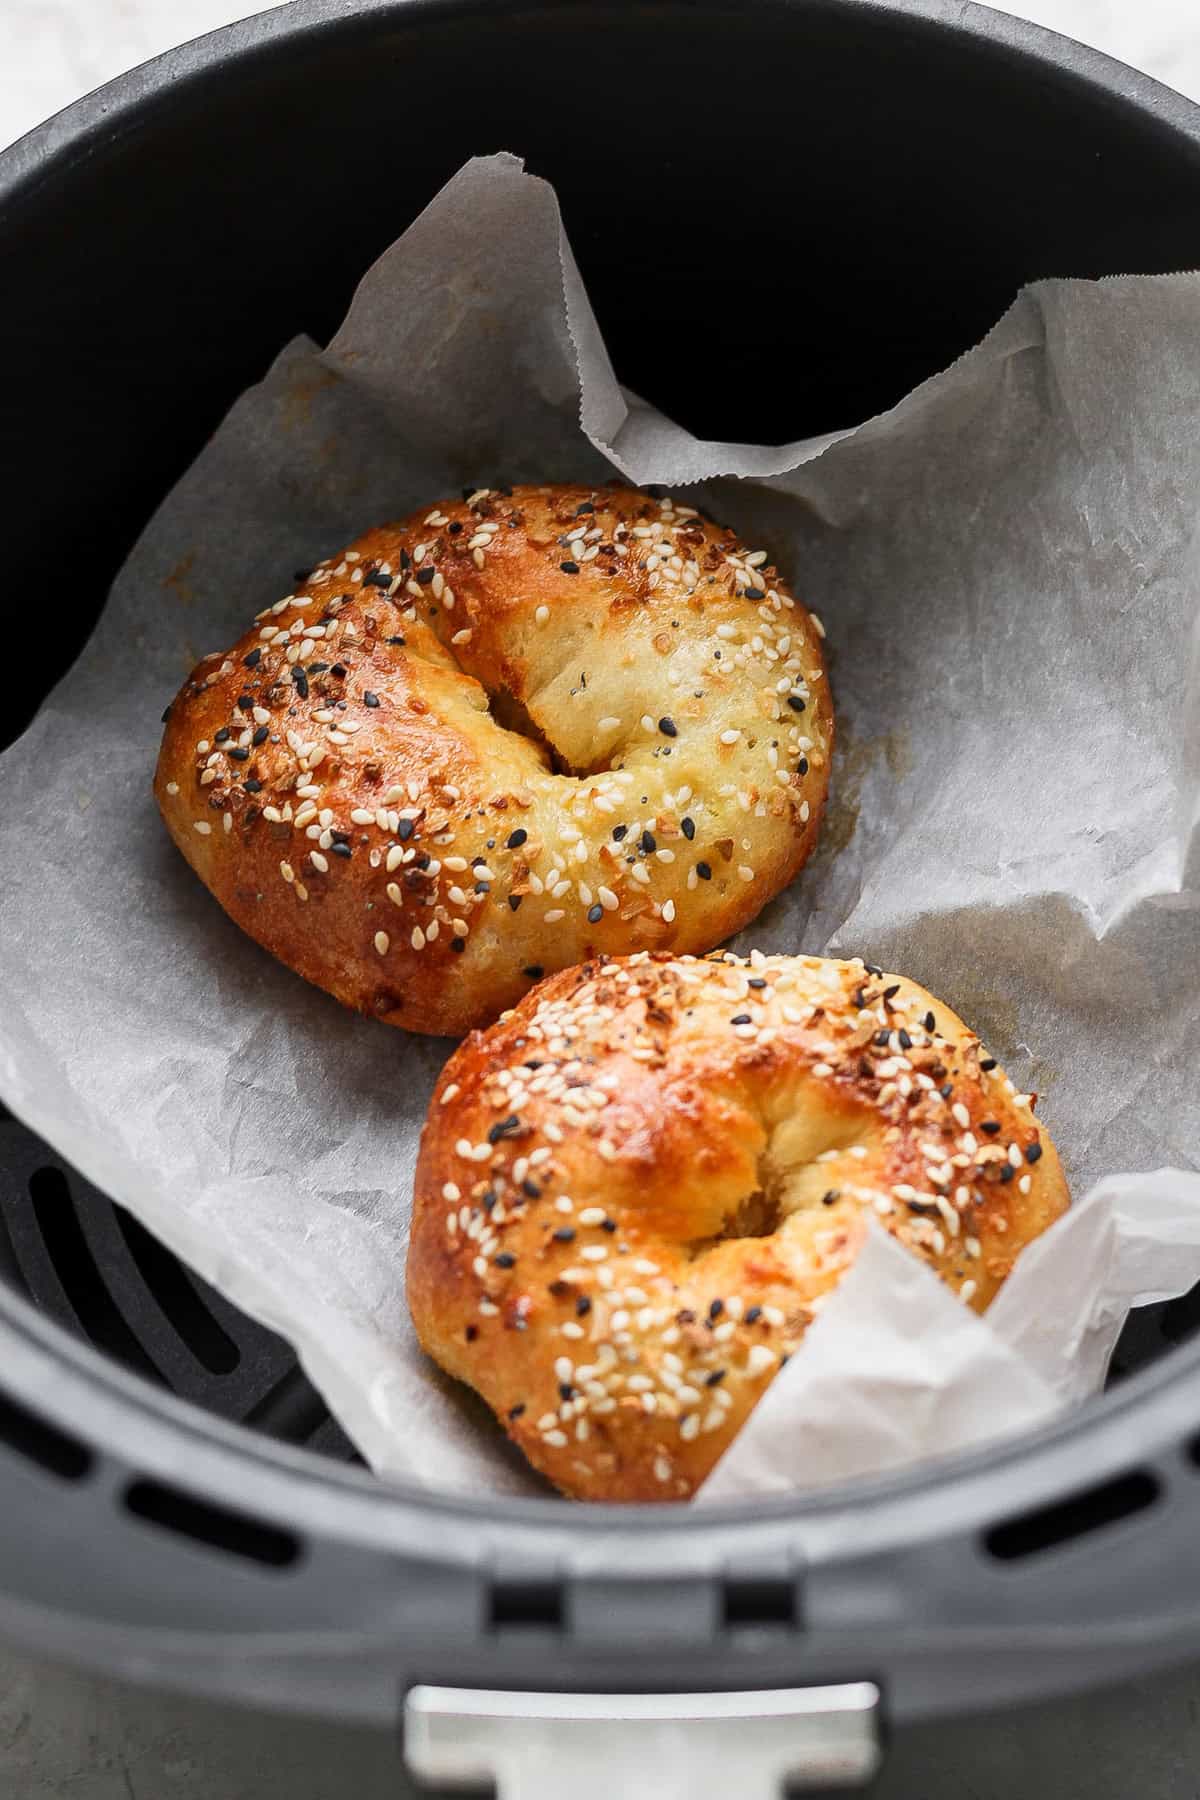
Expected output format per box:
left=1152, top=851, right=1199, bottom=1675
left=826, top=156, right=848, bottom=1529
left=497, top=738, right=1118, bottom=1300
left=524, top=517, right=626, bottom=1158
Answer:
left=155, top=484, right=833, bottom=1036
left=407, top=951, right=1071, bottom=1502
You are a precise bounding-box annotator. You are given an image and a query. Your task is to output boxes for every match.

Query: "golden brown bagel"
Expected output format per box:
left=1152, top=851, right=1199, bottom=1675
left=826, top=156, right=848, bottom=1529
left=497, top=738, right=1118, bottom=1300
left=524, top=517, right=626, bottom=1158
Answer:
left=155, top=485, right=832, bottom=1036
left=408, top=951, right=1070, bottom=1502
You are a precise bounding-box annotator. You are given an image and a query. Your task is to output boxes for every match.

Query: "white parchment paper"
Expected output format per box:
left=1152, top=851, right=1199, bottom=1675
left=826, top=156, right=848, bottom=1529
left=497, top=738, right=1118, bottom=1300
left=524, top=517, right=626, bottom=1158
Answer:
left=2, top=151, right=1200, bottom=1501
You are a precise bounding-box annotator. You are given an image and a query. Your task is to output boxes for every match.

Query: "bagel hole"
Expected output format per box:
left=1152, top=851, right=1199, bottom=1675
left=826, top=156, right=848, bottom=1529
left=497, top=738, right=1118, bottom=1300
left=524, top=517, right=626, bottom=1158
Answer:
left=689, top=1172, right=784, bottom=1258
left=719, top=1187, right=784, bottom=1241
left=487, top=684, right=577, bottom=777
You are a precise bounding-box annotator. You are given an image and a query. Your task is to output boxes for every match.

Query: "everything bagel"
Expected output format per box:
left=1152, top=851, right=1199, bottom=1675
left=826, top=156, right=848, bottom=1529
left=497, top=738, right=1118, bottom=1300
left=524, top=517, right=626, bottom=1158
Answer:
left=155, top=485, right=833, bottom=1035
left=407, top=951, right=1070, bottom=1500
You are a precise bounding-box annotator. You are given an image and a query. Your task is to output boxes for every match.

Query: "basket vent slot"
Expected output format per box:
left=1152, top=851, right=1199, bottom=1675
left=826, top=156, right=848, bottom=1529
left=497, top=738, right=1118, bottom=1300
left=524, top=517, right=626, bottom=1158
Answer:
left=29, top=1167, right=166, bottom=1385
left=722, top=1574, right=798, bottom=1628
left=114, top=1208, right=239, bottom=1374
left=124, top=1478, right=300, bottom=1569
left=0, top=1387, right=93, bottom=1481
left=489, top=1577, right=564, bottom=1631
left=984, top=1469, right=1160, bottom=1562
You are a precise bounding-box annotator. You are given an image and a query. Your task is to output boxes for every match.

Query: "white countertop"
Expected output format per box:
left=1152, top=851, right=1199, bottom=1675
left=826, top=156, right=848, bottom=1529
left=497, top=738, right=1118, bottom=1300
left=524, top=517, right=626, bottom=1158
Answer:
left=2, top=0, right=1200, bottom=153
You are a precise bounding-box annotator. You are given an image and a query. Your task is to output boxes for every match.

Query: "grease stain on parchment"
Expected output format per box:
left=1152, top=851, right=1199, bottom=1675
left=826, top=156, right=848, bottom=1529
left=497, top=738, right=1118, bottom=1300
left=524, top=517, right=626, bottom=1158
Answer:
left=811, top=719, right=913, bottom=864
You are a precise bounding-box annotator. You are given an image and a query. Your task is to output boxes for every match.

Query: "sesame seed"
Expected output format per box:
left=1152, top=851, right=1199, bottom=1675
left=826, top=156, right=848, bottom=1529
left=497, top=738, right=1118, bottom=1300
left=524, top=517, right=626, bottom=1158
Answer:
left=374, top=931, right=390, bottom=956
left=192, top=821, right=212, bottom=836
left=952, top=1102, right=971, bottom=1129
left=719, top=729, right=741, bottom=745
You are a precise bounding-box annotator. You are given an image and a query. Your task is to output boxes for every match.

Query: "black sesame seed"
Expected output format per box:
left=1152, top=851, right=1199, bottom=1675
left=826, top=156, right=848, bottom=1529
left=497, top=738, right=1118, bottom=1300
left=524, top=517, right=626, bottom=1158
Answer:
left=364, top=569, right=390, bottom=589
left=292, top=673, right=310, bottom=699
left=474, top=881, right=490, bottom=895
left=331, top=664, right=347, bottom=679
left=387, top=634, right=406, bottom=646
left=640, top=830, right=656, bottom=854
left=482, top=1191, right=498, bottom=1211
left=465, top=1324, right=479, bottom=1342
left=331, top=842, right=352, bottom=859
left=924, top=1012, right=936, bottom=1032
left=980, top=1056, right=998, bottom=1071
left=508, top=895, right=523, bottom=913
left=708, top=1298, right=724, bottom=1320
left=506, top=828, right=528, bottom=849
left=236, top=693, right=253, bottom=712
left=399, top=548, right=411, bottom=570
left=865, top=962, right=883, bottom=977
left=658, top=717, right=677, bottom=737
left=939, top=1083, right=954, bottom=1100
left=228, top=747, right=249, bottom=762
left=558, top=1383, right=573, bottom=1401
left=522, top=1180, right=541, bottom=1199
left=797, top=756, right=809, bottom=775
left=495, top=1252, right=516, bottom=1268
left=681, top=816, right=696, bottom=840
left=252, top=726, right=269, bottom=747
left=875, top=1030, right=892, bottom=1047
left=450, top=938, right=466, bottom=953
left=883, top=984, right=900, bottom=1000
left=587, top=903, right=603, bottom=923
left=363, top=691, right=380, bottom=708
left=448, top=521, right=462, bottom=535
left=1025, top=1142, right=1043, bottom=1164
left=397, top=819, right=415, bottom=842
left=744, top=1305, right=762, bottom=1324
left=787, top=695, right=806, bottom=712
left=822, top=1189, right=839, bottom=1206
left=214, top=728, right=231, bottom=744
left=523, top=965, right=544, bottom=980
left=612, top=824, right=628, bottom=842
left=601, top=1217, right=617, bottom=1233
left=748, top=977, right=767, bottom=990
left=898, top=1029, right=913, bottom=1050
left=416, top=566, right=435, bottom=585
left=243, top=648, right=262, bottom=669
left=999, top=1163, right=1015, bottom=1183
left=488, top=1116, right=523, bottom=1145
left=744, top=586, right=765, bottom=600
left=731, top=1014, right=752, bottom=1025
left=706, top=1369, right=726, bottom=1386
left=553, top=1227, right=575, bottom=1243
left=980, top=1121, right=1001, bottom=1135
left=576, top=502, right=594, bottom=515
left=508, top=1403, right=526, bottom=1420
left=560, top=560, right=580, bottom=575
left=696, top=861, right=712, bottom=880
left=243, top=779, right=263, bottom=794
left=575, top=1295, right=592, bottom=1316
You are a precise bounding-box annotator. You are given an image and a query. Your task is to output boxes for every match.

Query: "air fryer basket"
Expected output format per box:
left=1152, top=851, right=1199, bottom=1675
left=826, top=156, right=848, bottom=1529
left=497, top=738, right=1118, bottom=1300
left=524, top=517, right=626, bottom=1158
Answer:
left=4, top=0, right=1200, bottom=1787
